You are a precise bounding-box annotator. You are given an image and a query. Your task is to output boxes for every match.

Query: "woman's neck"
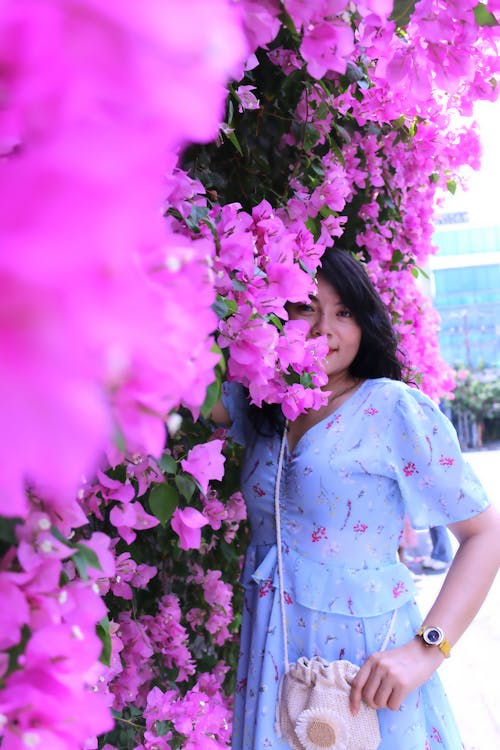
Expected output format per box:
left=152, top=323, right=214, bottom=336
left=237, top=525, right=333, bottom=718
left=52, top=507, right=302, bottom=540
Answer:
left=325, top=375, right=361, bottom=403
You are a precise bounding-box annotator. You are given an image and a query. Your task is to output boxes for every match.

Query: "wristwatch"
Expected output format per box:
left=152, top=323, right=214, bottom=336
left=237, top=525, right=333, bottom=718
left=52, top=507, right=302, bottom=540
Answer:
left=416, top=625, right=451, bottom=658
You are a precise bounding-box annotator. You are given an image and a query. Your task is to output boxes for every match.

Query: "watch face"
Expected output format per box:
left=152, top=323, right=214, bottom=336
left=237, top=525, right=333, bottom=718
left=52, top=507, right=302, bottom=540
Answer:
left=423, top=626, right=444, bottom=646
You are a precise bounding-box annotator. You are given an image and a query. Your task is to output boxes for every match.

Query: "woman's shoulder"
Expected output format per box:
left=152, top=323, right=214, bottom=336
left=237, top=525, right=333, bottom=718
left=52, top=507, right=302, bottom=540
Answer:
left=364, top=378, right=437, bottom=406
left=362, top=377, right=413, bottom=404
left=362, top=379, right=444, bottom=424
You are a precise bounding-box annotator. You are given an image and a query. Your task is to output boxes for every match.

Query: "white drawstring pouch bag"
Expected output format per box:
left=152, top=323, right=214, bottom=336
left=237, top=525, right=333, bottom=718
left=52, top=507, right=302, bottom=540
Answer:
left=276, top=655, right=381, bottom=750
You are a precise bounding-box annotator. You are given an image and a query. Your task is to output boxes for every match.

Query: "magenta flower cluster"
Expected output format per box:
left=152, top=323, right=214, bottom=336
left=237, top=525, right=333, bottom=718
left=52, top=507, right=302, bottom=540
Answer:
left=1, top=1, right=499, bottom=749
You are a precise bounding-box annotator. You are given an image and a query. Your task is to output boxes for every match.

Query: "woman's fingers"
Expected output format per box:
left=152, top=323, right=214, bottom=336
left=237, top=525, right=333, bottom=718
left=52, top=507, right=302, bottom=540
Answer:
left=351, top=658, right=394, bottom=711
left=350, top=641, right=438, bottom=714
left=349, top=659, right=372, bottom=714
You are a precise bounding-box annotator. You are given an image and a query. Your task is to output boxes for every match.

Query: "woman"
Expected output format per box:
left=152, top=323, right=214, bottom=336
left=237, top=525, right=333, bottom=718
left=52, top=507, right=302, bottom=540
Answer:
left=213, top=248, right=500, bottom=749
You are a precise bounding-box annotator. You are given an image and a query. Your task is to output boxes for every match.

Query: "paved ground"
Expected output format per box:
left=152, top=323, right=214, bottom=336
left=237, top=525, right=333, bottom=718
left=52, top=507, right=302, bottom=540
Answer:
left=413, top=448, right=500, bottom=750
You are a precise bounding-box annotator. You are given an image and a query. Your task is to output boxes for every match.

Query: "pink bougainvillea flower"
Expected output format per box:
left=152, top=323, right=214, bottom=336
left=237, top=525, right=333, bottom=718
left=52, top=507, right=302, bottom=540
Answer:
left=357, top=0, right=394, bottom=20
left=0, top=669, right=113, bottom=749
left=235, top=84, right=260, bottom=112
left=0, top=575, right=30, bottom=650
left=285, top=0, right=347, bottom=30
left=202, top=494, right=228, bottom=530
left=267, top=46, right=303, bottom=75
left=180, top=440, right=226, bottom=495
left=275, top=319, right=315, bottom=370
left=382, top=42, right=433, bottom=102
left=226, top=491, right=247, bottom=522
left=109, top=501, right=159, bottom=544
left=171, top=508, right=209, bottom=550
left=219, top=309, right=279, bottom=392
left=81, top=531, right=116, bottom=579
left=300, top=19, right=355, bottom=78
left=240, top=0, right=281, bottom=51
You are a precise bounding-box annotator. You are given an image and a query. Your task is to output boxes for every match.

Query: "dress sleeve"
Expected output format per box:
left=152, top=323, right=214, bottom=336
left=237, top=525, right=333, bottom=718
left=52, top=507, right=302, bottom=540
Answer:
left=220, top=381, right=252, bottom=447
left=388, top=385, right=490, bottom=529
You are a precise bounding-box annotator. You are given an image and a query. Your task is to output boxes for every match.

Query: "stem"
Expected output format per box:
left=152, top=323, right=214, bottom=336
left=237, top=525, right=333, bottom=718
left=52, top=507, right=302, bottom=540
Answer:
left=115, top=717, right=145, bottom=732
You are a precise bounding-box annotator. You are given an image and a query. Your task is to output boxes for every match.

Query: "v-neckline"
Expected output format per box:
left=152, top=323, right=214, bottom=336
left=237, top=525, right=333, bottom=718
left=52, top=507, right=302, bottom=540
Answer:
left=285, top=379, right=370, bottom=455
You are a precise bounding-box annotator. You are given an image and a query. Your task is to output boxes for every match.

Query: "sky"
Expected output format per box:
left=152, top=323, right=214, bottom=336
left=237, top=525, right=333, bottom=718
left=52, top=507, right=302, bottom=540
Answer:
left=440, top=97, right=500, bottom=226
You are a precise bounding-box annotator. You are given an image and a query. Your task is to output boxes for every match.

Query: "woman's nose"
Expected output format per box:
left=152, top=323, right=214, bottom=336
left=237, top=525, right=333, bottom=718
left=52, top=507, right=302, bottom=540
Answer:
left=313, top=312, right=332, bottom=336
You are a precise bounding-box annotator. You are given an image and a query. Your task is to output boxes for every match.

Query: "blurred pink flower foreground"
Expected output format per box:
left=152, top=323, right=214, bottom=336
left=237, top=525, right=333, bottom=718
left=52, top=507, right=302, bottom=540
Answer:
left=0, top=0, right=247, bottom=517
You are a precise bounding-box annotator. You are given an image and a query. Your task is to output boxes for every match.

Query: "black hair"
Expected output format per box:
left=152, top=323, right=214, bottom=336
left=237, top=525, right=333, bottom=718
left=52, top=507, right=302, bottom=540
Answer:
left=248, top=246, right=407, bottom=435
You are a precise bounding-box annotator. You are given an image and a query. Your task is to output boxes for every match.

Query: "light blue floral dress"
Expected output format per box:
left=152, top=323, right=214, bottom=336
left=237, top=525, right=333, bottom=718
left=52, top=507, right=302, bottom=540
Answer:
left=223, top=378, right=490, bottom=750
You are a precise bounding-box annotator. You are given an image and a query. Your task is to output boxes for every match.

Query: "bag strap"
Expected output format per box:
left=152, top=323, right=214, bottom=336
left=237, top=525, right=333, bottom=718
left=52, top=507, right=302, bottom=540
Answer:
left=273, top=425, right=396, bottom=673
left=274, top=425, right=290, bottom=670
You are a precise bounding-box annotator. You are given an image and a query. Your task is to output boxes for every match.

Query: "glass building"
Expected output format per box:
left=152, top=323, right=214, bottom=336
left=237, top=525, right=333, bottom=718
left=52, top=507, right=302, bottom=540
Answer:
left=430, top=221, right=500, bottom=370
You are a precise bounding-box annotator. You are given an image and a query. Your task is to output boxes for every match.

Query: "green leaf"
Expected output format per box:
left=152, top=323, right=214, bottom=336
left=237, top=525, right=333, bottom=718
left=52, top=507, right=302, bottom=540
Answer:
left=328, top=136, right=346, bottom=167
left=298, top=258, right=317, bottom=277
left=6, top=625, right=31, bottom=677
left=212, top=297, right=229, bottom=320
left=225, top=298, right=239, bottom=314
left=314, top=101, right=330, bottom=121
left=345, top=61, right=367, bottom=84
left=50, top=524, right=74, bottom=548
left=186, top=205, right=209, bottom=231
left=159, top=453, right=178, bottom=474
left=155, top=720, right=172, bottom=737
left=303, top=124, right=321, bottom=151
left=305, top=216, right=321, bottom=241
left=392, top=115, right=406, bottom=130
left=414, top=264, right=429, bottom=280
left=200, top=379, right=222, bottom=419
left=73, top=543, right=102, bottom=581
left=278, top=8, right=300, bottom=38
left=212, top=341, right=226, bottom=375
left=226, top=98, right=234, bottom=126
left=446, top=179, right=457, bottom=195
left=97, top=616, right=112, bottom=666
left=0, top=517, right=22, bottom=544
left=200, top=216, right=221, bottom=252
left=175, top=474, right=196, bottom=502
left=331, top=123, right=352, bottom=144
left=409, top=117, right=419, bottom=137
left=389, top=0, right=417, bottom=27
left=319, top=205, right=337, bottom=219
left=267, top=314, right=284, bottom=332
left=309, top=160, right=325, bottom=179
left=222, top=127, right=243, bottom=155
left=300, top=372, right=313, bottom=388
left=149, top=483, right=179, bottom=525
left=474, top=3, right=498, bottom=26
left=391, top=249, right=404, bottom=265
left=232, top=278, right=247, bottom=292
left=212, top=295, right=238, bottom=320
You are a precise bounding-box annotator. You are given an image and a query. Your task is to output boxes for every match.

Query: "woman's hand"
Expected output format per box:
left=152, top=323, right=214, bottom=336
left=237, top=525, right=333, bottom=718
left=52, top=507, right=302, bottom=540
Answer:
left=349, top=638, right=443, bottom=714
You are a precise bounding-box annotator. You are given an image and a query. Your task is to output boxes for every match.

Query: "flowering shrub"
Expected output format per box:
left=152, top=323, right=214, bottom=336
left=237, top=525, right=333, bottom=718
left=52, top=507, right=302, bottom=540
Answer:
left=1, top=1, right=500, bottom=749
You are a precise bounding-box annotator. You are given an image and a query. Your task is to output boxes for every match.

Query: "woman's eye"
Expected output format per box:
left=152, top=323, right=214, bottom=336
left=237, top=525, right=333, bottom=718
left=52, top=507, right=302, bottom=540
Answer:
left=296, top=303, right=315, bottom=313
left=338, top=309, right=352, bottom=318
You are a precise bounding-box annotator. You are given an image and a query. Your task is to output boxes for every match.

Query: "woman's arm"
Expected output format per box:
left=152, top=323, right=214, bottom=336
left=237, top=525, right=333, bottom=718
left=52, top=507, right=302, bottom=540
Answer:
left=424, top=505, right=500, bottom=645
left=210, top=399, right=232, bottom=426
left=349, top=504, right=500, bottom=714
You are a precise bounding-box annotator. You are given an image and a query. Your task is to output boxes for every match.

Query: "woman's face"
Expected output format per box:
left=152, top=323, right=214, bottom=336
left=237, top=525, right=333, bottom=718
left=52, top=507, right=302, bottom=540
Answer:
left=287, top=276, right=362, bottom=383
